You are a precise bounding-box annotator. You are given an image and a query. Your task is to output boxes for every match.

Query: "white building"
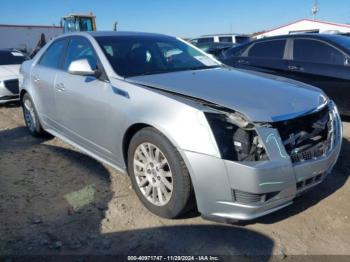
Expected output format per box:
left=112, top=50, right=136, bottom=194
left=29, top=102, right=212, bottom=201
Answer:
left=256, top=19, right=350, bottom=39
left=0, top=24, right=63, bottom=53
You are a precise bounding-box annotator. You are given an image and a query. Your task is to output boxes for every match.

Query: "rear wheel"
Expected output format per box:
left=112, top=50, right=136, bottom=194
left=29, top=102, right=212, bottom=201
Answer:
left=128, top=127, right=194, bottom=218
left=22, top=93, right=48, bottom=137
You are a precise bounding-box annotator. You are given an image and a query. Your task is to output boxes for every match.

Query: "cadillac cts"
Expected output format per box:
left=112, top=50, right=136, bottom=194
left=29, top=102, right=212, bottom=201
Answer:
left=19, top=32, right=342, bottom=222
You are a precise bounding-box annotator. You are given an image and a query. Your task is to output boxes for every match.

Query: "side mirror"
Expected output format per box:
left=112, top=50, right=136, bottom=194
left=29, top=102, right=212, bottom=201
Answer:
left=68, top=59, right=96, bottom=76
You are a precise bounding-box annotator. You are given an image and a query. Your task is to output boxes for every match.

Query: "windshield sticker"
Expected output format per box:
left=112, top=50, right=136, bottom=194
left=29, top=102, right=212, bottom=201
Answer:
left=11, top=52, right=24, bottom=57
left=194, top=55, right=218, bottom=66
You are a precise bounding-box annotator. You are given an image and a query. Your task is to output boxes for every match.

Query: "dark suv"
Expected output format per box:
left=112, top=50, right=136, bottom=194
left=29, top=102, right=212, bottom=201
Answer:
left=220, top=34, right=350, bottom=115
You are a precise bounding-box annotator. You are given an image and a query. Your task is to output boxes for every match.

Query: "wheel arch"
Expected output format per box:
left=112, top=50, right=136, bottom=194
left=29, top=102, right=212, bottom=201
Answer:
left=19, top=89, right=28, bottom=102
left=121, top=122, right=187, bottom=170
left=122, top=123, right=152, bottom=168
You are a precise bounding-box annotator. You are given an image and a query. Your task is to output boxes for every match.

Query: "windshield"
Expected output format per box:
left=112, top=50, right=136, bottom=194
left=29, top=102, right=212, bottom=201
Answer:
left=235, top=36, right=250, bottom=44
left=329, top=35, right=350, bottom=50
left=0, top=50, right=26, bottom=65
left=95, top=35, right=221, bottom=77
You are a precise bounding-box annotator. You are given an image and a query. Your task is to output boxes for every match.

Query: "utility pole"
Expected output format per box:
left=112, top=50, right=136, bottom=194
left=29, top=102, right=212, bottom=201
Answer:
left=311, top=0, right=319, bottom=20
left=113, top=21, right=118, bottom=31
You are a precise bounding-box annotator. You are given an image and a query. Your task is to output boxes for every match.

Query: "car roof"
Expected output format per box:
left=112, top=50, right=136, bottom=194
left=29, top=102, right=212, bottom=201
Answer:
left=196, top=42, right=235, bottom=46
left=81, top=31, right=173, bottom=38
left=198, top=34, right=248, bottom=37
left=256, top=33, right=348, bottom=42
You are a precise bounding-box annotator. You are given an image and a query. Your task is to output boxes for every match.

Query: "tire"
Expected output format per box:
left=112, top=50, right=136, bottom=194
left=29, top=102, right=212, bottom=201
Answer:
left=127, top=127, right=195, bottom=218
left=22, top=93, right=49, bottom=137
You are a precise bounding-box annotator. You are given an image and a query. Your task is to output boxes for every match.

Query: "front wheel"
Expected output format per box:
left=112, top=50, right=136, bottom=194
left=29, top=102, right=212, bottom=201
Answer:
left=22, top=93, right=48, bottom=137
left=128, top=127, right=195, bottom=218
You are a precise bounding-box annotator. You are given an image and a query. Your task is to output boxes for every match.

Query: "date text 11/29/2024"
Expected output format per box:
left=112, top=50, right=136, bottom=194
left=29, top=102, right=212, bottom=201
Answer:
left=127, top=255, right=220, bottom=261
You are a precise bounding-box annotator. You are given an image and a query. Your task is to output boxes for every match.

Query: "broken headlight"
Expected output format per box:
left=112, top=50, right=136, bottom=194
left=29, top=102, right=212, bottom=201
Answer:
left=205, top=112, right=268, bottom=161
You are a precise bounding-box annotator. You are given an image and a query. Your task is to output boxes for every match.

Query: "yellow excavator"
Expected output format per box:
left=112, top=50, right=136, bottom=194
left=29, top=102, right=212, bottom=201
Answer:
left=61, top=12, right=97, bottom=33
left=30, top=13, right=97, bottom=57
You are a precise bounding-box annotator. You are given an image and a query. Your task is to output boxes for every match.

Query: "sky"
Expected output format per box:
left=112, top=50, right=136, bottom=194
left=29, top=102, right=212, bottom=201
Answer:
left=1, top=0, right=350, bottom=37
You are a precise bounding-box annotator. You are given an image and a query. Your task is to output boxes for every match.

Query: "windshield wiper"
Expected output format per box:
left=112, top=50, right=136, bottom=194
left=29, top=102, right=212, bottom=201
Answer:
left=126, top=65, right=222, bottom=78
left=187, top=65, right=221, bottom=71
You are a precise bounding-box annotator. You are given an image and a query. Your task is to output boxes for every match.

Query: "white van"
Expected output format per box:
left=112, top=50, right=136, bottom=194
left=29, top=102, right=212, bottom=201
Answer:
left=190, top=34, right=250, bottom=44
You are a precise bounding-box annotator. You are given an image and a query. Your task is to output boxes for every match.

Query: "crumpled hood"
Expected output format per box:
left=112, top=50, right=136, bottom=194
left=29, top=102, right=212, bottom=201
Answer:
left=0, top=65, right=20, bottom=78
left=128, top=67, right=327, bottom=122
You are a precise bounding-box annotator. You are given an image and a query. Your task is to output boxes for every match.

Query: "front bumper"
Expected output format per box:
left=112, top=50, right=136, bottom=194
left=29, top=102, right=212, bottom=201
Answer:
left=183, top=105, right=342, bottom=222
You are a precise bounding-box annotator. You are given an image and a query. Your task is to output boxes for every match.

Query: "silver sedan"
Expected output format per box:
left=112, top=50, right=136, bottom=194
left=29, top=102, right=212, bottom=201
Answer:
left=19, top=32, right=342, bottom=222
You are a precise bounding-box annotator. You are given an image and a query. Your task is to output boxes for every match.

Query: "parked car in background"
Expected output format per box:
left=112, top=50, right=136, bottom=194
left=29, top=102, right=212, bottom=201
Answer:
left=194, top=42, right=237, bottom=58
left=220, top=34, right=350, bottom=116
left=20, top=32, right=341, bottom=222
left=190, top=34, right=250, bottom=45
left=0, top=49, right=27, bottom=104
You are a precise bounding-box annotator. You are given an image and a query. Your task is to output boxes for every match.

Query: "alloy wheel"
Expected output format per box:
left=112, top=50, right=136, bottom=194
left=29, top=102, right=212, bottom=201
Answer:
left=133, top=142, right=173, bottom=206
left=23, top=98, right=36, bottom=132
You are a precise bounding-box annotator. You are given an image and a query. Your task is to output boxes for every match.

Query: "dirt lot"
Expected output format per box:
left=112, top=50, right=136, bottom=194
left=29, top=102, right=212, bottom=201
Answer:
left=0, top=103, right=349, bottom=257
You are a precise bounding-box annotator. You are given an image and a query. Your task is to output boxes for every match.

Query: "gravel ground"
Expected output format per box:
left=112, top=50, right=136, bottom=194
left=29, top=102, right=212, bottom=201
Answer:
left=0, top=103, right=349, bottom=257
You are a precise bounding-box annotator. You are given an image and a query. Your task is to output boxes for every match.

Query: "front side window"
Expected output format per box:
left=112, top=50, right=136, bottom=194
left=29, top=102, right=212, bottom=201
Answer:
left=95, top=35, right=220, bottom=77
left=248, top=40, right=286, bottom=59
left=64, top=37, right=98, bottom=70
left=38, top=39, right=67, bottom=69
left=293, top=39, right=346, bottom=65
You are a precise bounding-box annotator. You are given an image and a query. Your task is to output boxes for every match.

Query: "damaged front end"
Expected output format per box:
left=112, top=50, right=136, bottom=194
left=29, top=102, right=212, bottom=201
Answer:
left=203, top=99, right=340, bottom=165
left=204, top=111, right=269, bottom=162
left=273, top=102, right=340, bottom=164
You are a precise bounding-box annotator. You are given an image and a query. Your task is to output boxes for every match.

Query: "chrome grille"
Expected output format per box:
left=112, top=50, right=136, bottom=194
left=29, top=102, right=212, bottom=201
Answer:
left=274, top=105, right=335, bottom=163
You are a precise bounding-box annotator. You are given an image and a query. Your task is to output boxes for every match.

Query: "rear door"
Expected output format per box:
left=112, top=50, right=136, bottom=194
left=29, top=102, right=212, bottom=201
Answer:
left=31, top=38, right=68, bottom=128
left=288, top=38, right=350, bottom=114
left=54, top=36, right=112, bottom=159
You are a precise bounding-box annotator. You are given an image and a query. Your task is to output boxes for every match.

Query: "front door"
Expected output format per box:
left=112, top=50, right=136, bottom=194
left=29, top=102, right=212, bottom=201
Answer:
left=54, top=36, right=111, bottom=159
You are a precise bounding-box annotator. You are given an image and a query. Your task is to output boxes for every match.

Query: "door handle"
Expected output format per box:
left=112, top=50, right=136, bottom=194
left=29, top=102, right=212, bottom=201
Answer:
left=55, top=83, right=65, bottom=92
left=33, top=75, right=40, bottom=82
left=288, top=65, right=304, bottom=71
left=238, top=59, right=249, bottom=65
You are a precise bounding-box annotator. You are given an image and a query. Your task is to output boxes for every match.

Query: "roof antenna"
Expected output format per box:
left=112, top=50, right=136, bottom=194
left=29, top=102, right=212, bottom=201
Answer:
left=311, top=0, right=319, bottom=20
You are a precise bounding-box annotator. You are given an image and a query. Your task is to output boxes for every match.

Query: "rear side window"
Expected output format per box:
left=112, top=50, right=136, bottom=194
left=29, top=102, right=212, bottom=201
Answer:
left=248, top=40, right=286, bottom=59
left=293, top=39, right=345, bottom=65
left=38, top=39, right=67, bottom=69
left=64, top=37, right=98, bottom=70
left=219, top=36, right=232, bottom=43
